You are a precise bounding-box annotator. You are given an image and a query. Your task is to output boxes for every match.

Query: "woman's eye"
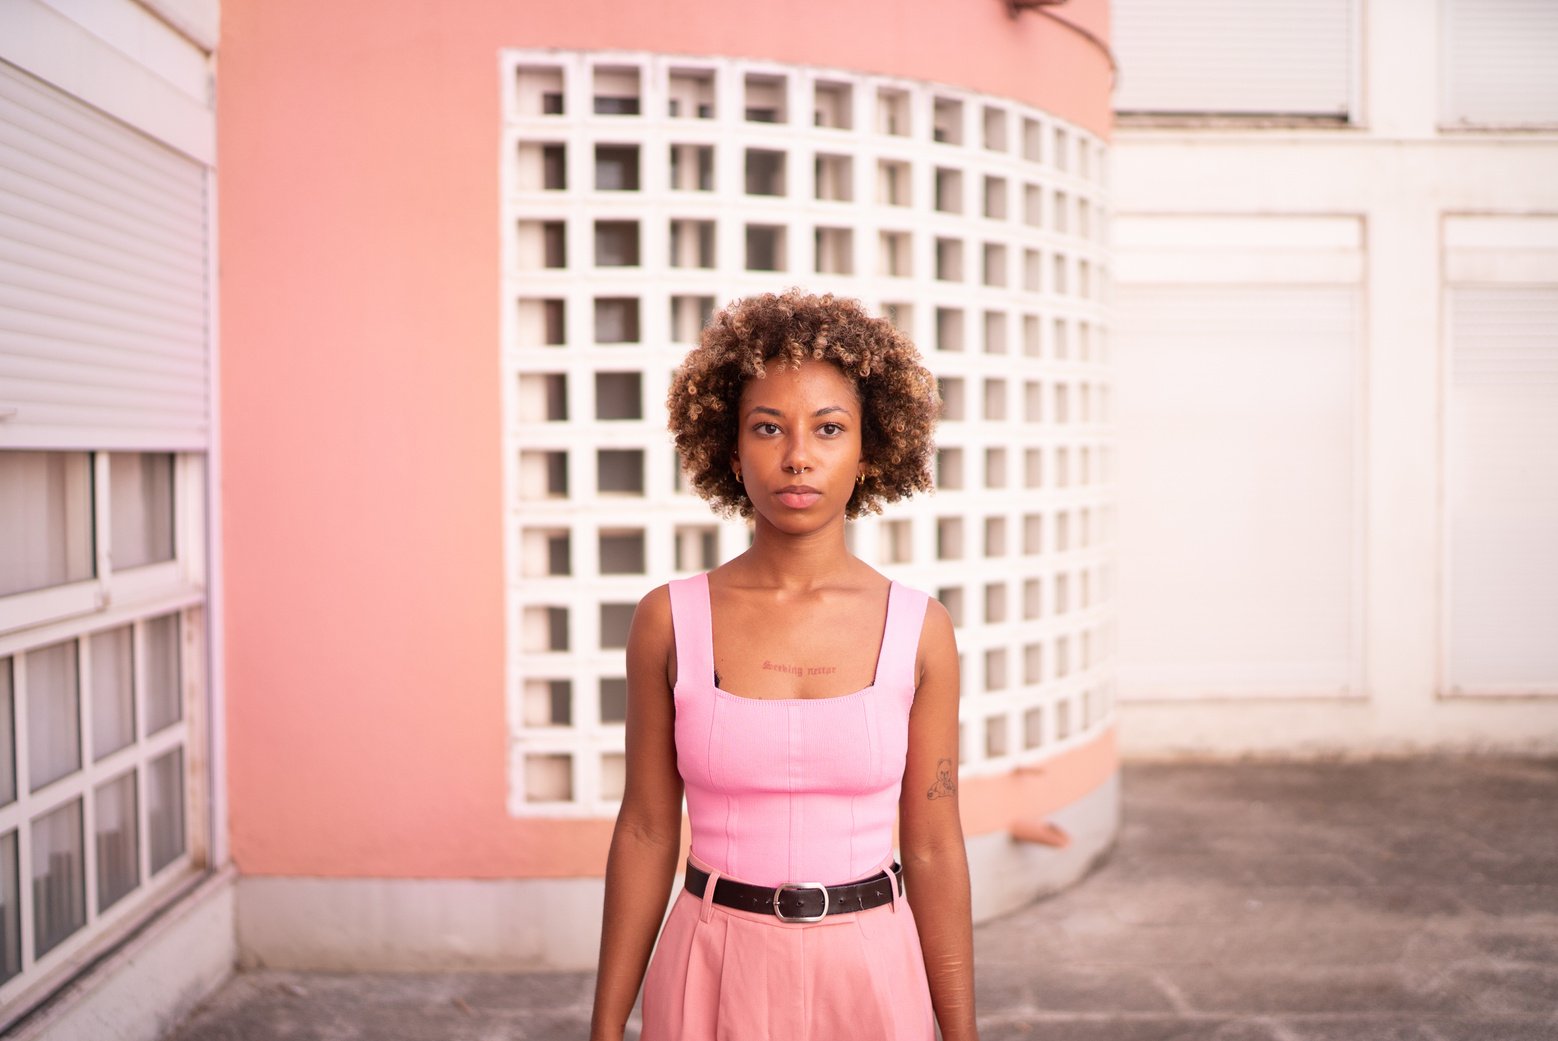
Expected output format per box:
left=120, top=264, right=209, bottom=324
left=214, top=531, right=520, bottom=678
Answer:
left=819, top=423, right=843, bottom=436
left=755, top=422, right=780, bottom=435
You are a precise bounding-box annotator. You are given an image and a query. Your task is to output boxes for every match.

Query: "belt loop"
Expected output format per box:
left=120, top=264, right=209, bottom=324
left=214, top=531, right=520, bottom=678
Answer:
left=699, top=864, right=722, bottom=923
left=890, top=860, right=904, bottom=913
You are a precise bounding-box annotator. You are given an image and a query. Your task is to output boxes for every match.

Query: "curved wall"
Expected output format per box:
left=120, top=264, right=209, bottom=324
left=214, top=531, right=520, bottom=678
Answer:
left=219, top=0, right=1116, bottom=928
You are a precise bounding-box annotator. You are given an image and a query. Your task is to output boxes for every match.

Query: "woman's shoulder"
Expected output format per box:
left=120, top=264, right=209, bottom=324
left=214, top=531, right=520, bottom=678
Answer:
left=632, top=575, right=711, bottom=640
left=637, top=571, right=709, bottom=605
left=630, top=582, right=674, bottom=640
left=869, top=569, right=953, bottom=647
left=883, top=576, right=950, bottom=637
left=869, top=565, right=935, bottom=608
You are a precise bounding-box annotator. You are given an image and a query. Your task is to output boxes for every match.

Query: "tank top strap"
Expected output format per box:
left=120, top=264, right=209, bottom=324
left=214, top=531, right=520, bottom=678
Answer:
left=667, top=572, right=716, bottom=692
left=873, top=581, right=930, bottom=696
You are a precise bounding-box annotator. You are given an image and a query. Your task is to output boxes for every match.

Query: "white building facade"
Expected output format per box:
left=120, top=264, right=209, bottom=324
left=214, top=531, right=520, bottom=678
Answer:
left=1109, top=0, right=1558, bottom=754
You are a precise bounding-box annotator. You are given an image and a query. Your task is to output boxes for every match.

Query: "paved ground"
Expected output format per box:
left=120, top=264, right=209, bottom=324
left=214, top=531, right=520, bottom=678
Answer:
left=164, top=757, right=1558, bottom=1041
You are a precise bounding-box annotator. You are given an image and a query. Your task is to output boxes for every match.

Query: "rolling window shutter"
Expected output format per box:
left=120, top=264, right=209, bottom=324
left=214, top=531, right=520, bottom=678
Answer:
left=0, top=60, right=209, bottom=451
left=1111, top=216, right=1362, bottom=699
left=1112, top=0, right=1353, bottom=117
left=1447, top=286, right=1558, bottom=692
left=1443, top=0, right=1558, bottom=127
left=1112, top=285, right=1359, bottom=698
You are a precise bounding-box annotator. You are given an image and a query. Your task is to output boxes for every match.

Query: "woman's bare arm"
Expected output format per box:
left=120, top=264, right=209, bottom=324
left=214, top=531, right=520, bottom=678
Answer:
left=589, top=586, right=685, bottom=1041
left=899, top=598, right=979, bottom=1041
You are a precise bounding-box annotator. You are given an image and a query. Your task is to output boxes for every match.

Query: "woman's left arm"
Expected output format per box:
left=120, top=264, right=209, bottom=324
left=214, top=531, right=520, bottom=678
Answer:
left=900, top=598, right=979, bottom=1041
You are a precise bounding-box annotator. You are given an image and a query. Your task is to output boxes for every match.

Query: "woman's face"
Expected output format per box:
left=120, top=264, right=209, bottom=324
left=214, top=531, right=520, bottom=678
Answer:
left=732, top=358, right=864, bottom=530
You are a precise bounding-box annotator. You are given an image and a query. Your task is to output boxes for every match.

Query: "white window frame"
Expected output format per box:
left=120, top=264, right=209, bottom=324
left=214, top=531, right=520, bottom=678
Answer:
left=0, top=452, right=209, bottom=1026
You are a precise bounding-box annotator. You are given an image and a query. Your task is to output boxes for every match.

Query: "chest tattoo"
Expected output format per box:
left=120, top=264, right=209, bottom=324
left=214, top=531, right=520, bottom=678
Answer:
left=761, top=660, right=838, bottom=677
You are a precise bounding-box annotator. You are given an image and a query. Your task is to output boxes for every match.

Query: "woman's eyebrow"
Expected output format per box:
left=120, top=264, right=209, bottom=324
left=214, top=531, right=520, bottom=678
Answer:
left=744, top=404, right=854, bottom=418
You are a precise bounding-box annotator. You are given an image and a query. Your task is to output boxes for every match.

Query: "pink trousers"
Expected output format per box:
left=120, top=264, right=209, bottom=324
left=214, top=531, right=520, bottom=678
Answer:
left=640, top=858, right=936, bottom=1041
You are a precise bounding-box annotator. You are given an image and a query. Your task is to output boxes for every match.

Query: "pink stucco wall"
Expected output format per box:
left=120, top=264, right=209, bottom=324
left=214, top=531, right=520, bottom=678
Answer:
left=219, top=0, right=1113, bottom=878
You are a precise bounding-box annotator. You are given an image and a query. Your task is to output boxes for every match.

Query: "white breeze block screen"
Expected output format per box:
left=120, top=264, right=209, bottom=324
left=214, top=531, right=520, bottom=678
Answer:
left=500, top=51, right=1115, bottom=816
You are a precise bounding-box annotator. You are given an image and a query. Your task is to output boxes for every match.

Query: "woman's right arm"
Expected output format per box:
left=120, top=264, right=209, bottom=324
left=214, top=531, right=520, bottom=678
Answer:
left=589, top=585, right=684, bottom=1041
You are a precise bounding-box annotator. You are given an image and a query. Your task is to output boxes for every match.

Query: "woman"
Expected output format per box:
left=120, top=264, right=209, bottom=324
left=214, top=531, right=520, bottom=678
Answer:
left=589, top=290, right=977, bottom=1041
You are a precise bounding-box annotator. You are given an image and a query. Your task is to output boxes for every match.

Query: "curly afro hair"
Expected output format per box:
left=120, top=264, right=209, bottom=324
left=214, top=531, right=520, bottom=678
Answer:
left=667, top=289, right=941, bottom=519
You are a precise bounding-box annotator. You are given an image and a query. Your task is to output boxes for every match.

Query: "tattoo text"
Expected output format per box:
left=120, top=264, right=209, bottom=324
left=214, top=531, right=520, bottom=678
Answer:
left=761, top=660, right=838, bottom=677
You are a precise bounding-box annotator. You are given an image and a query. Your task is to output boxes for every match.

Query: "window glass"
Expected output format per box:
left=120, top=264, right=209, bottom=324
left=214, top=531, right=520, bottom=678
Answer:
left=148, top=747, right=185, bottom=875
left=110, top=452, right=175, bottom=570
left=90, top=627, right=135, bottom=759
left=0, top=451, right=93, bottom=597
left=27, top=641, right=80, bottom=792
left=143, top=615, right=182, bottom=735
left=0, top=830, right=18, bottom=983
left=0, top=661, right=12, bottom=806
left=95, top=771, right=139, bottom=912
left=32, top=799, right=85, bottom=957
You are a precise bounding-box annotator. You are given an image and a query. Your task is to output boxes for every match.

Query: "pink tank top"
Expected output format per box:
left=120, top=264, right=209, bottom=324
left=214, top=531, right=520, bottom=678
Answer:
left=668, top=572, right=930, bottom=888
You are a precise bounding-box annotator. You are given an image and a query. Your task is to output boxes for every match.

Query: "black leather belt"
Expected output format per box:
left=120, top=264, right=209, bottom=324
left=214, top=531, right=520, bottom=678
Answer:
left=684, top=861, right=904, bottom=923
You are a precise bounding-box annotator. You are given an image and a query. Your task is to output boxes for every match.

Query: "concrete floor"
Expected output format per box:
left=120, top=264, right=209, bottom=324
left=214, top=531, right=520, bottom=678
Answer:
left=164, top=757, right=1558, bottom=1041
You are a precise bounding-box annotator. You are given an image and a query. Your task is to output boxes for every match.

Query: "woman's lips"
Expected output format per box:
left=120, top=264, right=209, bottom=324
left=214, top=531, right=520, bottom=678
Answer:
left=776, top=485, right=822, bottom=509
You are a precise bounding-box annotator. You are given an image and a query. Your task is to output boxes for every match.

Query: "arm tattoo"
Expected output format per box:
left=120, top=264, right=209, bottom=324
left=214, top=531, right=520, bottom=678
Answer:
left=926, top=758, right=957, bottom=800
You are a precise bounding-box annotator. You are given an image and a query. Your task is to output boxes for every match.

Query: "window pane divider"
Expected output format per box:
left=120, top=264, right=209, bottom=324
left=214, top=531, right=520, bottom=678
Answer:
left=0, top=589, right=204, bottom=660
left=0, top=583, right=100, bottom=640
left=93, top=452, right=111, bottom=595
left=79, top=627, right=99, bottom=930
left=106, top=562, right=186, bottom=605
left=15, top=805, right=35, bottom=986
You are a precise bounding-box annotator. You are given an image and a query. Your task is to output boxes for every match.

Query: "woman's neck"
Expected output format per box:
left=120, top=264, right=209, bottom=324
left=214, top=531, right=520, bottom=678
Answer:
left=731, top=513, right=859, bottom=592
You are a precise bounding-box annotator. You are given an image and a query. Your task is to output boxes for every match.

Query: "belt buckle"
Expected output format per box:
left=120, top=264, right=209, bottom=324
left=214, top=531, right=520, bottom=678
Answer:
left=773, top=881, right=829, bottom=922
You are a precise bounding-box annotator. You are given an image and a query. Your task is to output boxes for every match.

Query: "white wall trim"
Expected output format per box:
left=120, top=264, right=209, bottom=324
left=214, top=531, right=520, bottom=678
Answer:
left=0, top=0, right=214, bottom=163
left=203, top=160, right=229, bottom=869
left=132, top=0, right=218, bottom=54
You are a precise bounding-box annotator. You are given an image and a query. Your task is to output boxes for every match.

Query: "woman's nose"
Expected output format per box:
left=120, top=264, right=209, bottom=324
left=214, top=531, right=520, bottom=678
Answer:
left=782, top=437, right=812, bottom=474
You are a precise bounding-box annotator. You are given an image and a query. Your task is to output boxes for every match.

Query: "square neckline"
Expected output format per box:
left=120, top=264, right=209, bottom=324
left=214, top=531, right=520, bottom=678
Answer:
left=705, top=574, right=897, bottom=704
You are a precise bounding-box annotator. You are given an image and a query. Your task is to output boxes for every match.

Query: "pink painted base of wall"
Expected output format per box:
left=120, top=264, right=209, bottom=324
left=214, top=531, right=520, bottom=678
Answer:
left=959, top=724, right=1117, bottom=838
left=220, top=0, right=1112, bottom=879
left=233, top=725, right=1117, bottom=879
